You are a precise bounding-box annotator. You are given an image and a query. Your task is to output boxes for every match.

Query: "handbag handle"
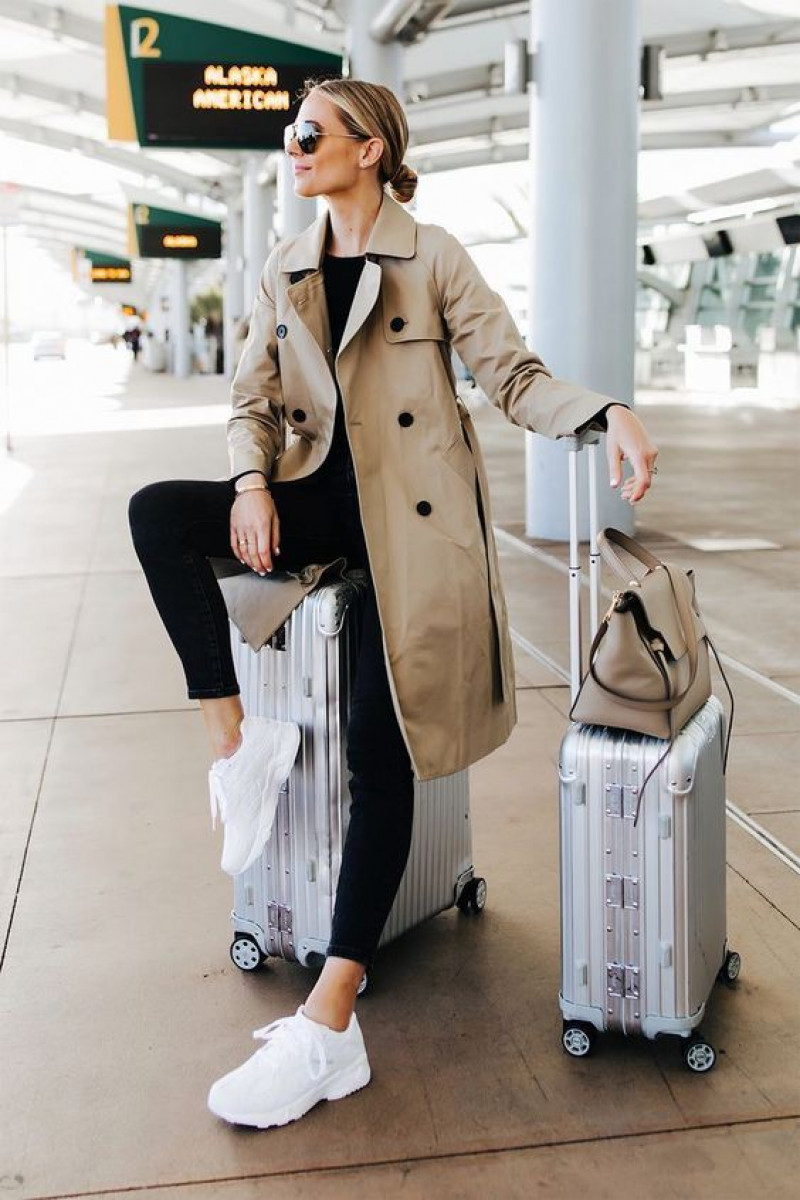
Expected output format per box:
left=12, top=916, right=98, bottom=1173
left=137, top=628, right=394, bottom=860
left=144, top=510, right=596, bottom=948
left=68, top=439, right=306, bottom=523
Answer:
left=598, top=527, right=661, bottom=582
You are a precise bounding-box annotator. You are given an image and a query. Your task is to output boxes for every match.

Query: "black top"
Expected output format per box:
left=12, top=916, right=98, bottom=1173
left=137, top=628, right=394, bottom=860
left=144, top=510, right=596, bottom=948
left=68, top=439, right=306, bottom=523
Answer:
left=318, top=251, right=365, bottom=476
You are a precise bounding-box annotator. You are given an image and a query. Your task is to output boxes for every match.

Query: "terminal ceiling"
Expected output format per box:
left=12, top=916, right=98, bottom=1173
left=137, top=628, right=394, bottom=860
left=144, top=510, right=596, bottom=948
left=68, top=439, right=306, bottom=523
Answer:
left=2, top=0, right=800, bottom=289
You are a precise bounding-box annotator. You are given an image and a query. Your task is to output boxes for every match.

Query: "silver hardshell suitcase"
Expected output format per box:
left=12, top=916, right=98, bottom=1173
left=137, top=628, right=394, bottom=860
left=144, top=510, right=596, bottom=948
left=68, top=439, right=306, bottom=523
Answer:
left=557, top=435, right=739, bottom=1072
left=227, top=569, right=484, bottom=987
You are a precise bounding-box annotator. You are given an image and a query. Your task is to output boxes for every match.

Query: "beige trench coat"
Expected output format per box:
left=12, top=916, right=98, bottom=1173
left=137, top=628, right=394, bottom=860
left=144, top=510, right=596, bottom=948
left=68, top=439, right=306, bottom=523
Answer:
left=227, top=192, right=618, bottom=782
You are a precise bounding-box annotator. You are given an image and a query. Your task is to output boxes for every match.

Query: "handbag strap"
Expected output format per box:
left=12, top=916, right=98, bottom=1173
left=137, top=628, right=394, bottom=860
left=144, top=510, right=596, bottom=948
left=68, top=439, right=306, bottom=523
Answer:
left=633, top=636, right=734, bottom=823
left=706, top=633, right=735, bottom=772
left=598, top=527, right=661, bottom=582
left=574, top=620, right=673, bottom=714
left=661, top=561, right=700, bottom=699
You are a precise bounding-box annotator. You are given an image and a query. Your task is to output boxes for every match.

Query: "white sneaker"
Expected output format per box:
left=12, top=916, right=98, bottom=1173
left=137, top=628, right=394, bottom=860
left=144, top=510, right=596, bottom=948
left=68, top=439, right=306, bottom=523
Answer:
left=208, top=716, right=301, bottom=876
left=207, top=1004, right=371, bottom=1129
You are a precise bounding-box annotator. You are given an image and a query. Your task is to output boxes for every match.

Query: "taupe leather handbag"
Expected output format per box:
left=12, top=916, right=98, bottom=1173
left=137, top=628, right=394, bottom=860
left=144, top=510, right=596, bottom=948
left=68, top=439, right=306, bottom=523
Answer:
left=570, top=528, right=733, bottom=763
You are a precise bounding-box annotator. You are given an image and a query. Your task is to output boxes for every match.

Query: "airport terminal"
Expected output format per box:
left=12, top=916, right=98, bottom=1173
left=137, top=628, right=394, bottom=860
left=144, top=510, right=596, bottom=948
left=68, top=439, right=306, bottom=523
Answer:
left=1, top=0, right=799, bottom=1195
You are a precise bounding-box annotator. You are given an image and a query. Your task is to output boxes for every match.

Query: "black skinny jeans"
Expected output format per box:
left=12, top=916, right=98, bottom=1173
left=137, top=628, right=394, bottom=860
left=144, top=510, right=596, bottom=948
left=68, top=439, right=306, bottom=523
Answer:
left=128, top=456, right=414, bottom=972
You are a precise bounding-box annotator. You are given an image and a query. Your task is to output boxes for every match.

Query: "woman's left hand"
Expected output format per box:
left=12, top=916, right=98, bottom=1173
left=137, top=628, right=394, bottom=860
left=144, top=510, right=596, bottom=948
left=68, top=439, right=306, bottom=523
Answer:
left=605, top=405, right=659, bottom=504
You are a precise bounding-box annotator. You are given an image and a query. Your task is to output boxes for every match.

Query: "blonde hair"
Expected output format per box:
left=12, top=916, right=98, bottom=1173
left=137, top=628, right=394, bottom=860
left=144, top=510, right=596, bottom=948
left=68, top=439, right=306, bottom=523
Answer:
left=299, top=76, right=418, bottom=204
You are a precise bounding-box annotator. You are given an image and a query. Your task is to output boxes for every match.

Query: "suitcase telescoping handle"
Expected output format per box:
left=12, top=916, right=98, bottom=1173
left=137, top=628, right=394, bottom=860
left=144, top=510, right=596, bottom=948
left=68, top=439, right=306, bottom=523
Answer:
left=563, top=432, right=603, bottom=702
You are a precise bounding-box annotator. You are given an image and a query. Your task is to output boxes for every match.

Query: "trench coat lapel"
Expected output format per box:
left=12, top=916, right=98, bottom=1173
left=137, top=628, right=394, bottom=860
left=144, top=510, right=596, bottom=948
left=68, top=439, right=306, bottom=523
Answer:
left=285, top=273, right=333, bottom=381
left=337, top=259, right=381, bottom=360
left=284, top=255, right=381, bottom=369
left=280, top=193, right=415, bottom=346
left=279, top=209, right=332, bottom=376
left=281, top=262, right=381, bottom=369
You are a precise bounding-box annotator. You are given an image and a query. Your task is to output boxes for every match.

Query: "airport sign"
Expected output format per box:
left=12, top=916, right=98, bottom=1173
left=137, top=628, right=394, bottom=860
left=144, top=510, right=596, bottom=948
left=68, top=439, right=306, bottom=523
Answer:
left=128, top=203, right=222, bottom=259
left=73, top=248, right=133, bottom=284
left=777, top=214, right=800, bottom=245
left=105, top=6, right=342, bottom=149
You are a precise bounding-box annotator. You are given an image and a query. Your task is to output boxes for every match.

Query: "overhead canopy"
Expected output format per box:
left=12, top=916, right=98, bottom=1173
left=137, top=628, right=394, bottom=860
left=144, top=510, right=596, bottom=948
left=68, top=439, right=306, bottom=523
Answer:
left=2, top=0, right=800, bottom=275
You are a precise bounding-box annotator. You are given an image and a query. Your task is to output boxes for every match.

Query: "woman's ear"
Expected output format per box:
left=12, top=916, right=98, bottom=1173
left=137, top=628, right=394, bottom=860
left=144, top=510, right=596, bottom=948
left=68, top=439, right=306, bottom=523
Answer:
left=360, top=136, right=384, bottom=171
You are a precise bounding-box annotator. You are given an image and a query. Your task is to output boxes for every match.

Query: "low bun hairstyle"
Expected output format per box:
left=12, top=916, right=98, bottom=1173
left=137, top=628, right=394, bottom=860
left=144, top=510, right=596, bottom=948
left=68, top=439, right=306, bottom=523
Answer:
left=300, top=76, right=418, bottom=204
left=386, top=160, right=418, bottom=205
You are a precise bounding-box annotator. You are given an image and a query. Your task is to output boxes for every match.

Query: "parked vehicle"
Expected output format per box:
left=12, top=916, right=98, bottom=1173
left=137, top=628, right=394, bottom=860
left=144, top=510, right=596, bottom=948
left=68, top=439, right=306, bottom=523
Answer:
left=31, top=330, right=66, bottom=360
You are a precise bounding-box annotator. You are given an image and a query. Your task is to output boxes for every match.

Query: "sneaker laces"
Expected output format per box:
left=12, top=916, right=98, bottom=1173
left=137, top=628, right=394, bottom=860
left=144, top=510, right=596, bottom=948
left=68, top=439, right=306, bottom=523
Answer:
left=250, top=1010, right=330, bottom=1082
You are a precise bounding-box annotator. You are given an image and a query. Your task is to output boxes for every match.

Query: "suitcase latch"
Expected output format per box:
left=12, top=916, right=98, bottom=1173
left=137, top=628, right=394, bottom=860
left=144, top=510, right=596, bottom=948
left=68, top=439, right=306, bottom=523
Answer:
left=605, top=874, right=639, bottom=909
left=605, top=783, right=639, bottom=819
left=267, top=902, right=293, bottom=936
left=607, top=963, right=639, bottom=999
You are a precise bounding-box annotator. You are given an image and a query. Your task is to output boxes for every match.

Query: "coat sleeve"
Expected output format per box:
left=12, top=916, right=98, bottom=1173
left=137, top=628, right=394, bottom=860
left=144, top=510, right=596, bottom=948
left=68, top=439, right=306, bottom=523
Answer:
left=227, top=247, right=285, bottom=481
left=429, top=229, right=629, bottom=439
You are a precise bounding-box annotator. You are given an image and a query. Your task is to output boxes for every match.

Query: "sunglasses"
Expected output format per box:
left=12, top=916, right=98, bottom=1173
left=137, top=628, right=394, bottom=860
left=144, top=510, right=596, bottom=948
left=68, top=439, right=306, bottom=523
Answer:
left=283, top=120, right=365, bottom=155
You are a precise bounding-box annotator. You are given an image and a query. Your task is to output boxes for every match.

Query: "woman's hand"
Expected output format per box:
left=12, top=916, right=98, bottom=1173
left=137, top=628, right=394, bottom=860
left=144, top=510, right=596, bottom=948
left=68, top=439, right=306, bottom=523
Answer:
left=605, top=405, right=659, bottom=504
left=230, top=490, right=281, bottom=575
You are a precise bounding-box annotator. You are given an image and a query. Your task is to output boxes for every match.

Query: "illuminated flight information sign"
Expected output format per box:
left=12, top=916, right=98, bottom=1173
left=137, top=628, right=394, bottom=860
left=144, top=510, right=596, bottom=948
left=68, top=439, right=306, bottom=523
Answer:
left=91, top=262, right=132, bottom=282
left=128, top=203, right=222, bottom=259
left=73, top=248, right=133, bottom=284
left=142, top=61, right=327, bottom=148
left=106, top=7, right=343, bottom=150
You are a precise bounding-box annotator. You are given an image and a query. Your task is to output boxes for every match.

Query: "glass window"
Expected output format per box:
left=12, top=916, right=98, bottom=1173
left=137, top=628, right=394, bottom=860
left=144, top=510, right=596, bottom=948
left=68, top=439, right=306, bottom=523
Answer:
left=754, top=251, right=781, bottom=279
left=744, top=282, right=777, bottom=303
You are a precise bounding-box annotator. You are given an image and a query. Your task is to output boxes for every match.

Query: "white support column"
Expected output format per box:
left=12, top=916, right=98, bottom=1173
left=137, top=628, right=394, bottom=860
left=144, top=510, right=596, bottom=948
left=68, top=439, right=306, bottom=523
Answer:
left=170, top=258, right=191, bottom=379
left=274, top=0, right=405, bottom=242
left=148, top=263, right=170, bottom=343
left=526, top=0, right=638, bottom=540
left=277, top=154, right=317, bottom=240
left=344, top=0, right=403, bottom=92
left=223, top=201, right=244, bottom=380
left=242, top=155, right=274, bottom=311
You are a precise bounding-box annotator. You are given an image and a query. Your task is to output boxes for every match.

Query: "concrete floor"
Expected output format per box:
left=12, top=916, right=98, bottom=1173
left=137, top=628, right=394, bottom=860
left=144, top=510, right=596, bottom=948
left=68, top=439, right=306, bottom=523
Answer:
left=1, top=345, right=799, bottom=1198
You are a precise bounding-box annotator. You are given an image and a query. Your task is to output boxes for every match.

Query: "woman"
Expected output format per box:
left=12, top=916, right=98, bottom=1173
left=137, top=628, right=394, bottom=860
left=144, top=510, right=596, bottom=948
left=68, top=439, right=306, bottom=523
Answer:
left=128, top=77, right=658, bottom=1132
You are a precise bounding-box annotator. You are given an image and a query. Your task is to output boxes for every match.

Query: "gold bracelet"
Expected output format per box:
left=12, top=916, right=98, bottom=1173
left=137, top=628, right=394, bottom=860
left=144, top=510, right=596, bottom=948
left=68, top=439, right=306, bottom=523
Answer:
left=235, top=481, right=269, bottom=495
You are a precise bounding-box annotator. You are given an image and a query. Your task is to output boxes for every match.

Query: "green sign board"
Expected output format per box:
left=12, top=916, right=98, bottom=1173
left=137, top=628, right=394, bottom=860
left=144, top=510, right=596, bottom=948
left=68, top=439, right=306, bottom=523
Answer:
left=73, top=248, right=133, bottom=283
left=128, top=203, right=222, bottom=259
left=105, top=6, right=342, bottom=149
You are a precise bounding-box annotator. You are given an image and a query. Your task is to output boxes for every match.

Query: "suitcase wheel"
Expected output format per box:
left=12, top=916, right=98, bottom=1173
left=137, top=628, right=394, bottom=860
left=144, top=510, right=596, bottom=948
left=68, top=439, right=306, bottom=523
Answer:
left=456, top=876, right=487, bottom=915
left=683, top=1034, right=717, bottom=1073
left=719, top=949, right=742, bottom=986
left=562, top=1021, right=596, bottom=1058
left=230, top=934, right=265, bottom=972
